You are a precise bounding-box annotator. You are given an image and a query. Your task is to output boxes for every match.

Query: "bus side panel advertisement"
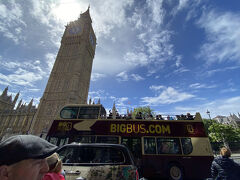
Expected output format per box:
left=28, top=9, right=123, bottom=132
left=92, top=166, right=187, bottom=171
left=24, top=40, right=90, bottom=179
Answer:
left=47, top=120, right=207, bottom=137
left=90, top=121, right=207, bottom=137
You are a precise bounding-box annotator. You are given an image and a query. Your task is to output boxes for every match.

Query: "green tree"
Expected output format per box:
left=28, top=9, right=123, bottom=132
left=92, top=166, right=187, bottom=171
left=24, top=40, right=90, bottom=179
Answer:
left=203, top=119, right=240, bottom=148
left=208, top=122, right=240, bottom=143
left=132, top=106, right=154, bottom=119
left=202, top=118, right=215, bottom=135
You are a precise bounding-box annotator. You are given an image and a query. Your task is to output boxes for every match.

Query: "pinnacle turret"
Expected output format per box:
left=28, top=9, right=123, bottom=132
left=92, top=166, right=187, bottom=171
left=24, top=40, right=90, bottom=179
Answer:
left=16, top=99, right=22, bottom=110
left=27, top=99, right=33, bottom=111
left=80, top=6, right=92, bottom=23
left=97, top=98, right=100, bottom=104
left=1, top=86, right=8, bottom=97
left=12, top=91, right=20, bottom=107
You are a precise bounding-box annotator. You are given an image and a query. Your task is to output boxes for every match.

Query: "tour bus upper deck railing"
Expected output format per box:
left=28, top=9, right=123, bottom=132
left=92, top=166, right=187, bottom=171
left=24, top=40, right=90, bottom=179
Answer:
left=104, top=112, right=202, bottom=121
left=58, top=104, right=202, bottom=121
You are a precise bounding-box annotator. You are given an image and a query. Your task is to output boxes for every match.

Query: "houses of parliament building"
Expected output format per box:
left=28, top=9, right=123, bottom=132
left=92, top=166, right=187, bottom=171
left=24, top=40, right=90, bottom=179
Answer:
left=0, top=8, right=96, bottom=140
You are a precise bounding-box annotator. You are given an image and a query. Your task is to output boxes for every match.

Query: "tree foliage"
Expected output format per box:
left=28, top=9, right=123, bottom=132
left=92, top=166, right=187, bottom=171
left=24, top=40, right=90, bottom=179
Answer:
left=132, top=106, right=154, bottom=119
left=203, top=119, right=240, bottom=143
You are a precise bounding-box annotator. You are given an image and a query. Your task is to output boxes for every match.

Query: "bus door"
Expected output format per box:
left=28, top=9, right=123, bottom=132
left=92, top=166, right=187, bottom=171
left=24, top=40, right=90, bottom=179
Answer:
left=121, top=137, right=142, bottom=160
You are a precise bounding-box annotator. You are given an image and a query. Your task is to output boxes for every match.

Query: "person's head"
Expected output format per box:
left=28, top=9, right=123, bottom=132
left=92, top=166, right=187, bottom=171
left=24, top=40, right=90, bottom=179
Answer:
left=0, top=135, right=58, bottom=180
left=220, top=147, right=231, bottom=157
left=46, top=153, right=62, bottom=173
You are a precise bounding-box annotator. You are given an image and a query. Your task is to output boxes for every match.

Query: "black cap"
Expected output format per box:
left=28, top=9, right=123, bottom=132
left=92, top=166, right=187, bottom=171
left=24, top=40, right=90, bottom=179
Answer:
left=0, top=135, right=58, bottom=166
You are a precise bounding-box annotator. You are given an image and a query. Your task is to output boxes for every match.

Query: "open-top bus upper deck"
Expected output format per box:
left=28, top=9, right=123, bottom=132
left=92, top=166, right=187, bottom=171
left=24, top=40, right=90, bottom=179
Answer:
left=48, top=104, right=207, bottom=139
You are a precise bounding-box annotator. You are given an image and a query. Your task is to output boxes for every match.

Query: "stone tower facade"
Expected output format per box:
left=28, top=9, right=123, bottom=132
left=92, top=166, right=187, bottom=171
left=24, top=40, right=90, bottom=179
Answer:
left=0, top=87, right=37, bottom=140
left=31, top=8, right=96, bottom=135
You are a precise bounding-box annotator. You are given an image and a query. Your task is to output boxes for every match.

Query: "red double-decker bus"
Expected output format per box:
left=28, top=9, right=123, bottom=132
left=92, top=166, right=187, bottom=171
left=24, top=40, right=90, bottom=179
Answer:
left=46, top=104, right=213, bottom=180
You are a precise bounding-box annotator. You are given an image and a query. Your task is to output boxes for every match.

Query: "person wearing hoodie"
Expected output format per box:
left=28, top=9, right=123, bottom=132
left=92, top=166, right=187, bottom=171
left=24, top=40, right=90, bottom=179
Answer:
left=211, top=146, right=240, bottom=180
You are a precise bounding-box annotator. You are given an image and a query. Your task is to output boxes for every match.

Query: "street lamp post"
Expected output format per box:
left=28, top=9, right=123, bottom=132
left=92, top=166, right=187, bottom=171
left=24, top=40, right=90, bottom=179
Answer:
left=206, top=109, right=211, bottom=120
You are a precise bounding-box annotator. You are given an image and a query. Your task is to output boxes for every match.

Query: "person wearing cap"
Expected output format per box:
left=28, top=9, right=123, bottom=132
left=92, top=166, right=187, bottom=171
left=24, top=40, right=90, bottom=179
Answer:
left=0, top=135, right=58, bottom=180
left=42, top=153, right=65, bottom=180
left=211, top=146, right=240, bottom=180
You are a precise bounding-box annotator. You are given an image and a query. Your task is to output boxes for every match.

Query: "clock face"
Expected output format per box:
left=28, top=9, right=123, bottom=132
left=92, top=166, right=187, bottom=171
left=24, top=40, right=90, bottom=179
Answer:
left=89, top=33, right=95, bottom=46
left=68, top=26, right=82, bottom=35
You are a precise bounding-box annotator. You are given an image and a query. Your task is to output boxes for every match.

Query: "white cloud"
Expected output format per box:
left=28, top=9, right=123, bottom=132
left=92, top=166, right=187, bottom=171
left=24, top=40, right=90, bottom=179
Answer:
left=220, top=88, right=237, bottom=94
left=173, top=67, right=189, bottom=74
left=31, top=1, right=53, bottom=26
left=92, top=0, right=183, bottom=77
left=0, top=59, right=46, bottom=87
left=206, top=66, right=240, bottom=77
left=142, top=86, right=195, bottom=105
left=45, top=53, right=56, bottom=72
left=150, top=85, right=165, bottom=91
left=116, top=71, right=144, bottom=82
left=116, top=71, right=129, bottom=81
left=131, top=74, right=144, bottom=81
left=146, top=0, right=165, bottom=25
left=0, top=71, right=42, bottom=87
left=175, top=96, right=240, bottom=118
left=116, top=97, right=129, bottom=107
left=92, top=0, right=134, bottom=38
left=50, top=0, right=86, bottom=24
left=123, top=52, right=148, bottom=67
left=91, top=73, right=106, bottom=81
left=197, top=10, right=240, bottom=64
left=0, top=0, right=26, bottom=44
left=189, top=83, right=216, bottom=89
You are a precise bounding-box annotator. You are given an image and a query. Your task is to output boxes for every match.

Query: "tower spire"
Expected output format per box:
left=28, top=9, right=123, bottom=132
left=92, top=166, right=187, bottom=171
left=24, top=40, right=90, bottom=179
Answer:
left=27, top=99, right=33, bottom=111
left=13, top=91, right=20, bottom=107
left=112, top=102, right=116, bottom=119
left=16, top=99, right=22, bottom=110
left=80, top=7, right=92, bottom=23
left=1, top=86, right=8, bottom=97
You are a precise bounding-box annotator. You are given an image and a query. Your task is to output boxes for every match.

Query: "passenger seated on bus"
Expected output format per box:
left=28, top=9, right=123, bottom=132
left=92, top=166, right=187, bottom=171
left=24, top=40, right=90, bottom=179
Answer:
left=176, top=115, right=181, bottom=120
left=135, top=112, right=142, bottom=119
left=127, top=113, right=132, bottom=119
left=156, top=114, right=163, bottom=120
left=108, top=110, right=113, bottom=119
left=180, top=114, right=186, bottom=120
left=171, top=142, right=180, bottom=154
left=116, top=111, right=121, bottom=119
left=160, top=142, right=170, bottom=154
left=186, top=113, right=194, bottom=120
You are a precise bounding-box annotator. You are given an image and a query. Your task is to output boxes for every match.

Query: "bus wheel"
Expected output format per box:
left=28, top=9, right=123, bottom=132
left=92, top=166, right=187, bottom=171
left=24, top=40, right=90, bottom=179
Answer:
left=168, top=163, right=183, bottom=180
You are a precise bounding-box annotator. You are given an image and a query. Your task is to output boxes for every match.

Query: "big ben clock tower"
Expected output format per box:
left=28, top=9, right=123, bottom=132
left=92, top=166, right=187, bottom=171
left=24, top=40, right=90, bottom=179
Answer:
left=31, top=8, right=96, bottom=135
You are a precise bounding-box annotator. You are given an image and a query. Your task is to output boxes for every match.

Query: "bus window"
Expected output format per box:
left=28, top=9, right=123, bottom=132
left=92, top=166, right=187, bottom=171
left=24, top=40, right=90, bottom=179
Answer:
left=78, top=107, right=100, bottom=119
left=49, top=137, right=58, bottom=145
left=60, top=107, right=79, bottom=119
left=181, top=138, right=193, bottom=155
left=144, top=137, right=156, bottom=154
left=59, top=138, right=69, bottom=147
left=157, top=138, right=181, bottom=154
left=96, top=136, right=119, bottom=144
left=75, top=136, right=96, bottom=143
left=121, top=137, right=142, bottom=159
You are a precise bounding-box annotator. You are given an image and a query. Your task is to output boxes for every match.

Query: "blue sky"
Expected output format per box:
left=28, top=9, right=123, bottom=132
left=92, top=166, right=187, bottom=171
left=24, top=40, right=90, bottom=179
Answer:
left=0, top=0, right=240, bottom=118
